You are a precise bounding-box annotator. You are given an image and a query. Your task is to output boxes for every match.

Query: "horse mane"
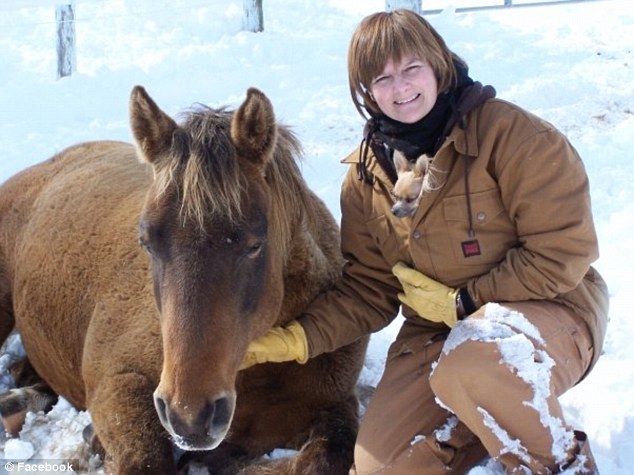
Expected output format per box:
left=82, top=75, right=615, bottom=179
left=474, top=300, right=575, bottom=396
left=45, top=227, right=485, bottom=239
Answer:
left=152, top=104, right=316, bottom=254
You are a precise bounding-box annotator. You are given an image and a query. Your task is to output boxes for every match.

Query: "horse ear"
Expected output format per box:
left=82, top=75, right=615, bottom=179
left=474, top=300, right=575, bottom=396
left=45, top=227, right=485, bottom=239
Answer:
left=129, top=85, right=178, bottom=164
left=230, top=88, right=277, bottom=166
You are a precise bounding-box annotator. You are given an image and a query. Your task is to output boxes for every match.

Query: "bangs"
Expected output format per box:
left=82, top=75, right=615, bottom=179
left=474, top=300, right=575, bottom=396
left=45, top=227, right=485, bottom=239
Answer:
left=356, top=15, right=424, bottom=88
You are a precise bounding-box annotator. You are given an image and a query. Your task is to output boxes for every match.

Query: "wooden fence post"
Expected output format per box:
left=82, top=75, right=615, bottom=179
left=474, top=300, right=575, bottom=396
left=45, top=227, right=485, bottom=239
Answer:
left=242, top=0, right=264, bottom=32
left=56, top=2, right=76, bottom=79
left=385, top=0, right=422, bottom=14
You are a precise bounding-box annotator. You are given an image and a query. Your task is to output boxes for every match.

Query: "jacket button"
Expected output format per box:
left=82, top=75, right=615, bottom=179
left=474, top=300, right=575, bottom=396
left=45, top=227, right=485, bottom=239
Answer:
left=476, top=211, right=486, bottom=221
left=412, top=230, right=421, bottom=240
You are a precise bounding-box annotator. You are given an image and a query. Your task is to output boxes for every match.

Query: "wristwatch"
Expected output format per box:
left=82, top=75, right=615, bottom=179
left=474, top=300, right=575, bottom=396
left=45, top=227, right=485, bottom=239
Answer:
left=456, top=292, right=466, bottom=319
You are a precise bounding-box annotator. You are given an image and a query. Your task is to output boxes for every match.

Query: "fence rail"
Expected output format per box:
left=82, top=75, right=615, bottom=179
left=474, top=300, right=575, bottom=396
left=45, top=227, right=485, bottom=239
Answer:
left=423, top=0, right=608, bottom=15
left=1, top=0, right=612, bottom=79
left=0, top=0, right=61, bottom=11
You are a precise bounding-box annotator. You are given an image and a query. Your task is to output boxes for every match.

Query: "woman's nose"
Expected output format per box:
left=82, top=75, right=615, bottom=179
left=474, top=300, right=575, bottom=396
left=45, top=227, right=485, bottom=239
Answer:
left=392, top=74, right=409, bottom=92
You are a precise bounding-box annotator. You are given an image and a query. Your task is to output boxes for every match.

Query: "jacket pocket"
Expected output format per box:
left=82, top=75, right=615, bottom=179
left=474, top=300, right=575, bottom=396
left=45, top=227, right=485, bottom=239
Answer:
left=366, top=213, right=408, bottom=264
left=442, top=189, right=517, bottom=267
left=386, top=327, right=447, bottom=365
left=366, top=214, right=390, bottom=247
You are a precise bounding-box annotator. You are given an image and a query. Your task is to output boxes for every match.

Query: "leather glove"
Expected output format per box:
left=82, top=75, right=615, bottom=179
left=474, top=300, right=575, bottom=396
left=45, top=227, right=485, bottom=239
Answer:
left=240, top=320, right=309, bottom=370
left=392, top=262, right=459, bottom=328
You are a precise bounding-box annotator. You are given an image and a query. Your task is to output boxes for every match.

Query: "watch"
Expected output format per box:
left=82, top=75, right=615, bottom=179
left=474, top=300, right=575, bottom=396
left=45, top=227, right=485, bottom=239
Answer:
left=456, top=292, right=466, bottom=319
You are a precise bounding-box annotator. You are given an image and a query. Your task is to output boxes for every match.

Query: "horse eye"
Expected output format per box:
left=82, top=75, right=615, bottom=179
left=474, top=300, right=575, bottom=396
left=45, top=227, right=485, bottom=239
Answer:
left=246, top=242, right=263, bottom=259
left=138, top=229, right=155, bottom=255
left=138, top=236, right=152, bottom=255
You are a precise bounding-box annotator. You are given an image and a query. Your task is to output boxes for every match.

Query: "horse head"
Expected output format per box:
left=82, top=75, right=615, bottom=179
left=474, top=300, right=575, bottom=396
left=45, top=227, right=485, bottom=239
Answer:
left=130, top=86, right=287, bottom=451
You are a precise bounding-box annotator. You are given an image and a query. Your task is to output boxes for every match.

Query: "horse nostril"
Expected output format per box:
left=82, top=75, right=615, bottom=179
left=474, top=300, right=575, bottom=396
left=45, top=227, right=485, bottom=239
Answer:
left=153, top=393, right=169, bottom=427
left=208, top=396, right=232, bottom=431
left=195, top=395, right=234, bottom=436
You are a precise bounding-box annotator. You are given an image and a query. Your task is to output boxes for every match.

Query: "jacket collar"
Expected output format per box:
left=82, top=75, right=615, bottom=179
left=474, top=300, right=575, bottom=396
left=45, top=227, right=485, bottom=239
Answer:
left=443, top=110, right=479, bottom=158
left=341, top=144, right=395, bottom=187
left=443, top=81, right=496, bottom=159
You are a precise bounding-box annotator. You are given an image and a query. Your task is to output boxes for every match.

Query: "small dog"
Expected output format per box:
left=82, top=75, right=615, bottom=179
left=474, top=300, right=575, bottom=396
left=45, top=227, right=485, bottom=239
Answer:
left=391, top=150, right=433, bottom=218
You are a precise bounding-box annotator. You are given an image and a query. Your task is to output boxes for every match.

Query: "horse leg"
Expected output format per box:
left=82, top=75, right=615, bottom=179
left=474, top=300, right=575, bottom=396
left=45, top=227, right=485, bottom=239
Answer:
left=81, top=422, right=106, bottom=461
left=87, top=372, right=177, bottom=475
left=270, top=396, right=358, bottom=475
left=0, top=357, right=58, bottom=436
left=233, top=395, right=359, bottom=475
left=179, top=395, right=358, bottom=475
left=0, top=277, right=15, bottom=347
left=0, top=381, right=58, bottom=437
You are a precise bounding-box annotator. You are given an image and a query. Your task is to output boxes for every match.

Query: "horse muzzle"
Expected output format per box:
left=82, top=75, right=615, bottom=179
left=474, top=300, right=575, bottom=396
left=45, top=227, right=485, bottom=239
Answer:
left=153, top=389, right=236, bottom=450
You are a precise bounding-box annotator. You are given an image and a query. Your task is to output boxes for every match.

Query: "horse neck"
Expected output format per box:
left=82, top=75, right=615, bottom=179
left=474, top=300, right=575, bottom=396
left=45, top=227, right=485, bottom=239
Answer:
left=275, top=201, right=342, bottom=326
left=264, top=138, right=343, bottom=325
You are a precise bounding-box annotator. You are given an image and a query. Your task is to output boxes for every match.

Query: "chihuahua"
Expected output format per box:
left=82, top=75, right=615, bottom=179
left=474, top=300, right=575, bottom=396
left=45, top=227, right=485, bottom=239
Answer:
left=391, top=150, right=433, bottom=218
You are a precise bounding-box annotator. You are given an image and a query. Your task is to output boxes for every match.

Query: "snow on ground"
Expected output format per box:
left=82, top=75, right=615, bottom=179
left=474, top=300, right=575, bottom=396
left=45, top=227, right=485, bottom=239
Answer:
left=0, top=0, right=633, bottom=473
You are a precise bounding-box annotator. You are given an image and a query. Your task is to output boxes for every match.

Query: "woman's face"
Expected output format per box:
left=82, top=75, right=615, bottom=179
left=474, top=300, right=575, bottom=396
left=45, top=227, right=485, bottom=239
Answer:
left=370, top=56, right=438, bottom=123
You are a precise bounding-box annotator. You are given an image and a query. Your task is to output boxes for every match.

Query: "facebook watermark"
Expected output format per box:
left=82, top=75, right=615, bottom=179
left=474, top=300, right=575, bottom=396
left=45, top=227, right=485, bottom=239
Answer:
left=1, top=460, right=78, bottom=473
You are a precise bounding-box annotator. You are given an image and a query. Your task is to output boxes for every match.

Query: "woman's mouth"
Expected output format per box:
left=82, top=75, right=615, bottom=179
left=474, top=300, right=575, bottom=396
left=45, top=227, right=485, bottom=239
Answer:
left=394, top=93, right=420, bottom=105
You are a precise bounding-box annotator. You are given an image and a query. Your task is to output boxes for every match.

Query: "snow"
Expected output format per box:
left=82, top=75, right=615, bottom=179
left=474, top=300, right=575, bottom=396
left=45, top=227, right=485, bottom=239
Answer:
left=0, top=0, right=632, bottom=473
left=479, top=406, right=533, bottom=468
left=433, top=415, right=459, bottom=443
left=3, top=439, right=34, bottom=461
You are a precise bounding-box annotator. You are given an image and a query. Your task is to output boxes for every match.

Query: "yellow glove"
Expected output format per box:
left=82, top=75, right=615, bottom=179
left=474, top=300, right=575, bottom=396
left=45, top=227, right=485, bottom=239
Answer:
left=392, top=262, right=459, bottom=328
left=240, top=321, right=309, bottom=370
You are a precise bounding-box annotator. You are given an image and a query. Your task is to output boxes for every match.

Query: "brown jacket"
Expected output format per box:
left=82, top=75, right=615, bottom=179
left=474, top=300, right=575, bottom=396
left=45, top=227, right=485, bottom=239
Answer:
left=299, top=98, right=609, bottom=371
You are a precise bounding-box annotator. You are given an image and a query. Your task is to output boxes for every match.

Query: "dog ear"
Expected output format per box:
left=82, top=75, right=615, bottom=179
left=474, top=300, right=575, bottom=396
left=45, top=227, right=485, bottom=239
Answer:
left=393, top=150, right=410, bottom=173
left=414, top=154, right=430, bottom=177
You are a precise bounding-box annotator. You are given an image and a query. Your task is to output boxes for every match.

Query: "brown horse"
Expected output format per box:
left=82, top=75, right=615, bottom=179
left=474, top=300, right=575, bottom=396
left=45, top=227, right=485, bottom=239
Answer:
left=0, top=86, right=368, bottom=474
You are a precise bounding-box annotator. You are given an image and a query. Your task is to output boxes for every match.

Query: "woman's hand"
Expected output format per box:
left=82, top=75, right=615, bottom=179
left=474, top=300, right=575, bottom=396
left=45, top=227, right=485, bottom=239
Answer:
left=240, top=321, right=309, bottom=369
left=392, top=262, right=459, bottom=328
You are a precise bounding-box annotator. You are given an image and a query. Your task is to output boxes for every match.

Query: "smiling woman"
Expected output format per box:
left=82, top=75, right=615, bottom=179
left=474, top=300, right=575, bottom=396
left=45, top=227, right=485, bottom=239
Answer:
left=369, top=57, right=438, bottom=123
left=241, top=8, right=609, bottom=475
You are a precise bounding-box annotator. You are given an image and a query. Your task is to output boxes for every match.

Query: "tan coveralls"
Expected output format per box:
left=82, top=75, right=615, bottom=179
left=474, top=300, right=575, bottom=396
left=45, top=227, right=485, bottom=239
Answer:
left=298, top=97, right=609, bottom=473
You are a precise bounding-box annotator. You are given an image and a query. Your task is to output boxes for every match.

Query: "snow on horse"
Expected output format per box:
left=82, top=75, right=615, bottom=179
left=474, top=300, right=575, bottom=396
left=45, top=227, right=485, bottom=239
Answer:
left=0, top=86, right=368, bottom=474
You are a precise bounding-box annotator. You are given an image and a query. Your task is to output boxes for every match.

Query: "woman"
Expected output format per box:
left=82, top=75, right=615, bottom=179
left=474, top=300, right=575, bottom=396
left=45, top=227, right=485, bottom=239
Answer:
left=242, top=9, right=608, bottom=474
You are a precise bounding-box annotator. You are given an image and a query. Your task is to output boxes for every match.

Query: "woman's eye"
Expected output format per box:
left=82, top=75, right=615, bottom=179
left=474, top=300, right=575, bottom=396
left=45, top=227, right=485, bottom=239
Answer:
left=372, top=76, right=389, bottom=86
left=404, top=65, right=421, bottom=76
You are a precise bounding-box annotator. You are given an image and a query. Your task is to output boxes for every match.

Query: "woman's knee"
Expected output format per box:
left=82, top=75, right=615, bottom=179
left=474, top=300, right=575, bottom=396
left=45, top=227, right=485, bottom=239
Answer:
left=429, top=336, right=503, bottom=410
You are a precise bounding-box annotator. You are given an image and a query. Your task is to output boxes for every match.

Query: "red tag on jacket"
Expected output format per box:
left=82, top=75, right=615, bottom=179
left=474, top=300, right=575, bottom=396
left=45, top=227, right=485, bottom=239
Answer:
left=461, top=239, right=481, bottom=258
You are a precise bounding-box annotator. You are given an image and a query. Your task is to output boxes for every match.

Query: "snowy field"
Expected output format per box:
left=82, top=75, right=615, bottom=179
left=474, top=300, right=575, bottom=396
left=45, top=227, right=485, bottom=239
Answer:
left=0, top=0, right=633, bottom=473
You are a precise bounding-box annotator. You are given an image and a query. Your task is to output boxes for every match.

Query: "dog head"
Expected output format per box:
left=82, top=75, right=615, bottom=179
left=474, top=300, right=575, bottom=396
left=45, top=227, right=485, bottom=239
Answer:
left=391, top=151, right=431, bottom=218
